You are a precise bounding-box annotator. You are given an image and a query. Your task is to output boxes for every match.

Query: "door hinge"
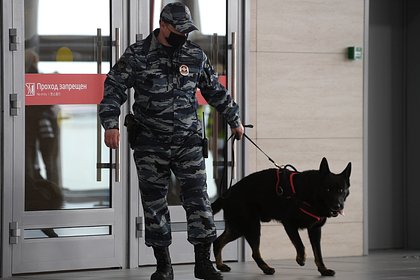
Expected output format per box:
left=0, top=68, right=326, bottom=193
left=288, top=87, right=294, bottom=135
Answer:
left=9, top=222, right=21, bottom=244
left=10, top=94, right=21, bottom=116
left=136, top=216, right=143, bottom=238
left=9, top=28, right=18, bottom=51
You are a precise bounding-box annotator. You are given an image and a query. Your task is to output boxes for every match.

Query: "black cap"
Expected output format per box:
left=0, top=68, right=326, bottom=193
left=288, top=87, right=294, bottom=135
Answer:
left=160, top=2, right=198, bottom=33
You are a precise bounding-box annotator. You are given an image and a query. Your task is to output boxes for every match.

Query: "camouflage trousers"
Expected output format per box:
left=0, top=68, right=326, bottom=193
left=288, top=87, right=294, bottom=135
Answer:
left=133, top=134, right=217, bottom=247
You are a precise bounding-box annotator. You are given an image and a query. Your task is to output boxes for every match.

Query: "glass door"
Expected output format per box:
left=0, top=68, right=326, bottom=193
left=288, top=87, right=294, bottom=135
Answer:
left=12, top=0, right=126, bottom=274
left=138, top=0, right=238, bottom=265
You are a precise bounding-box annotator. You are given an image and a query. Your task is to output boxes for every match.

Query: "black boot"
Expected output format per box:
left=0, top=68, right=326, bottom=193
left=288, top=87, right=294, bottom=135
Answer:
left=194, top=243, right=223, bottom=280
left=151, top=246, right=174, bottom=280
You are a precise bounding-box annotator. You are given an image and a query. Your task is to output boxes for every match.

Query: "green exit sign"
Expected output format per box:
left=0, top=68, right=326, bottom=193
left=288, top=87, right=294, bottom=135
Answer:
left=348, top=47, right=363, bottom=60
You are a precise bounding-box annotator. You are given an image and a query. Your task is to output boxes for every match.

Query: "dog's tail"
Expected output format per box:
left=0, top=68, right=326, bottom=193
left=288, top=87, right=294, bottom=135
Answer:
left=211, top=197, right=224, bottom=214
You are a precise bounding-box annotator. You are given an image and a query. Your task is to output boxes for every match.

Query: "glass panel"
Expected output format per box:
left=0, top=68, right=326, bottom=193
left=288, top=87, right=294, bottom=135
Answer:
left=24, top=0, right=111, bottom=211
left=24, top=226, right=111, bottom=239
left=151, top=0, right=228, bottom=205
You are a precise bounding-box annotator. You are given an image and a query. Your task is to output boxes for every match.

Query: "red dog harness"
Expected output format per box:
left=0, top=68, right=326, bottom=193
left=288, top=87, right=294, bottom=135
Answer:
left=275, top=168, right=321, bottom=222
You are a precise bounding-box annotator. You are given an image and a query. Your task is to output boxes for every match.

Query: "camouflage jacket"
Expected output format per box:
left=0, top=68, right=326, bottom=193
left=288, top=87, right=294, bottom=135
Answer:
left=99, top=29, right=242, bottom=143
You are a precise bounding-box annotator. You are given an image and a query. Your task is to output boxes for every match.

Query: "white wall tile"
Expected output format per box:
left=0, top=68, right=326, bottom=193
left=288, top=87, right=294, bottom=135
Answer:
left=246, top=0, right=365, bottom=259
left=257, top=0, right=364, bottom=53
left=245, top=51, right=257, bottom=139
left=256, top=52, right=363, bottom=139
left=249, top=0, right=257, bottom=52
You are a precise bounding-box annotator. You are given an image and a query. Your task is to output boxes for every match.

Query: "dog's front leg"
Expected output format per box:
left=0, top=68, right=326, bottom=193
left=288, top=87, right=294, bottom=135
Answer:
left=283, top=223, right=306, bottom=266
left=307, top=226, right=335, bottom=276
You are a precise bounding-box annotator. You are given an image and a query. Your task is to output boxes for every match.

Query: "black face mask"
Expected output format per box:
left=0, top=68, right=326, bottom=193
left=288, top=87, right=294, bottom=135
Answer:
left=167, top=32, right=187, bottom=48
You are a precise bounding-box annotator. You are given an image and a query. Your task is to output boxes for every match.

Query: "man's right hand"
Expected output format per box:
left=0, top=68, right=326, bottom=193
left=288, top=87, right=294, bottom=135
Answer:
left=104, top=128, right=120, bottom=149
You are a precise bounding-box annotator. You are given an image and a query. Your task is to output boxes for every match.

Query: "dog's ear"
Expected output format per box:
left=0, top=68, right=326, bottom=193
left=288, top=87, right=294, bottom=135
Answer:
left=342, top=162, right=352, bottom=180
left=320, top=157, right=330, bottom=176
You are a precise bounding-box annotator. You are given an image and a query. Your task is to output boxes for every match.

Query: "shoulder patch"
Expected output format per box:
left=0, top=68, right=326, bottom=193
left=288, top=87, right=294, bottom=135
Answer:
left=187, top=40, right=202, bottom=50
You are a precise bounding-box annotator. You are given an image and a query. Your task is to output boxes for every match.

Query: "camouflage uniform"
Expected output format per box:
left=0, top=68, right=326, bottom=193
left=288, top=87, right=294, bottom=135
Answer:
left=99, top=11, right=241, bottom=249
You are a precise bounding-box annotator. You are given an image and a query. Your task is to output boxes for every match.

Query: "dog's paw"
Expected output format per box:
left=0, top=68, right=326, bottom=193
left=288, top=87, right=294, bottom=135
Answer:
left=262, top=266, right=275, bottom=275
left=296, top=254, right=306, bottom=266
left=319, top=268, right=335, bottom=276
left=260, top=264, right=276, bottom=275
left=217, top=263, right=231, bottom=272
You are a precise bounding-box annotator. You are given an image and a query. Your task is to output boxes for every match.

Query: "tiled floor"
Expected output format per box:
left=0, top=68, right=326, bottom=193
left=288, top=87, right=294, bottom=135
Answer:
left=7, top=250, right=420, bottom=280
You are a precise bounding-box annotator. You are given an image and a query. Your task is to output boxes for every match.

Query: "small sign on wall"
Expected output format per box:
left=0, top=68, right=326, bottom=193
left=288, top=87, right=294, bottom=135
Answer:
left=348, top=46, right=363, bottom=60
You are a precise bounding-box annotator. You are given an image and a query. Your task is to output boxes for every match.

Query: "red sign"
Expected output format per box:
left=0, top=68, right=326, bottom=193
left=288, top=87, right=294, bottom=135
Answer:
left=25, top=74, right=227, bottom=106
left=196, top=75, right=227, bottom=105
left=25, top=74, right=106, bottom=105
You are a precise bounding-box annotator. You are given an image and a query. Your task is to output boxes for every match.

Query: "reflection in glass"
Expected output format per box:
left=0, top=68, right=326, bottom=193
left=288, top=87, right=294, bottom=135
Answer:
left=24, top=0, right=111, bottom=211
left=150, top=0, right=228, bottom=205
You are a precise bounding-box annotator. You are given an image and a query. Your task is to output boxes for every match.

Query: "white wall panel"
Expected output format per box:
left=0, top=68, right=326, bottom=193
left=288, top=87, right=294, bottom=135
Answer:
left=246, top=0, right=365, bottom=258
left=257, top=0, right=364, bottom=53
left=256, top=52, right=363, bottom=139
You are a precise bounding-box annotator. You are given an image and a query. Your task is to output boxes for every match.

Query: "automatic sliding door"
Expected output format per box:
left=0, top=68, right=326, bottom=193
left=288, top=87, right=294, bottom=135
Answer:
left=11, top=0, right=126, bottom=274
left=138, top=0, right=238, bottom=265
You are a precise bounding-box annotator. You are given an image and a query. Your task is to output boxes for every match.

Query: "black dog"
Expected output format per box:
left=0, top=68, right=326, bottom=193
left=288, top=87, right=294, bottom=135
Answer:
left=211, top=157, right=351, bottom=276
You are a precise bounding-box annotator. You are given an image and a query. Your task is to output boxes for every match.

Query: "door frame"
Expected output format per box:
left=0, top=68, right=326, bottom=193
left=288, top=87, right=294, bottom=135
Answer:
left=1, top=0, right=24, bottom=277
left=1, top=0, right=131, bottom=277
left=126, top=0, right=149, bottom=269
left=132, top=0, right=246, bottom=266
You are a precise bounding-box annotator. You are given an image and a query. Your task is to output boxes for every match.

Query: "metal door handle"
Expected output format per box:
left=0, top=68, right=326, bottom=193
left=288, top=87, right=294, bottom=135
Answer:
left=114, top=27, right=121, bottom=182
left=231, top=32, right=237, bottom=100
left=212, top=111, right=220, bottom=180
left=231, top=32, right=237, bottom=180
left=211, top=33, right=219, bottom=180
left=96, top=28, right=121, bottom=182
left=96, top=28, right=104, bottom=181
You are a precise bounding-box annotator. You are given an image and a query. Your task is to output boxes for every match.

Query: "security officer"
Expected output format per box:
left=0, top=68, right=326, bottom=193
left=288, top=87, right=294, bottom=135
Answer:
left=99, top=3, right=244, bottom=280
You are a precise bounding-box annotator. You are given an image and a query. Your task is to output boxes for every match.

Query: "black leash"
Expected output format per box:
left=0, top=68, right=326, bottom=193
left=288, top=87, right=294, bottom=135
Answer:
left=242, top=133, right=281, bottom=169
left=228, top=124, right=282, bottom=188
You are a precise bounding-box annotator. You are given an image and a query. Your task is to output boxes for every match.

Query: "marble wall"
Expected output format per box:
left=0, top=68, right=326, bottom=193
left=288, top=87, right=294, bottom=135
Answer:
left=244, top=0, right=365, bottom=260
